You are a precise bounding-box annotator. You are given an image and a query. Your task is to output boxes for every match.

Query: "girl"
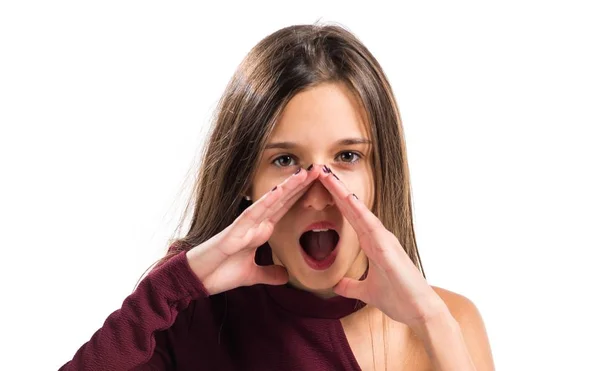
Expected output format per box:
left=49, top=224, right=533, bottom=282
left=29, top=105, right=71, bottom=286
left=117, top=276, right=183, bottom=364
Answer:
left=60, top=22, right=494, bottom=370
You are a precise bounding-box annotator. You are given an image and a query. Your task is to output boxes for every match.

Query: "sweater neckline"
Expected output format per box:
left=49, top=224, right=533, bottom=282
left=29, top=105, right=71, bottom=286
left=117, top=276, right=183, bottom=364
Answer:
left=255, top=243, right=368, bottom=320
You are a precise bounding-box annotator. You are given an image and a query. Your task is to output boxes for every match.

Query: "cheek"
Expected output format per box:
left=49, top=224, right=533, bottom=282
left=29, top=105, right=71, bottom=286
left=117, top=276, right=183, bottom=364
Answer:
left=268, top=214, right=296, bottom=247
left=343, top=171, right=373, bottom=202
left=251, top=171, right=290, bottom=201
left=251, top=178, right=274, bottom=201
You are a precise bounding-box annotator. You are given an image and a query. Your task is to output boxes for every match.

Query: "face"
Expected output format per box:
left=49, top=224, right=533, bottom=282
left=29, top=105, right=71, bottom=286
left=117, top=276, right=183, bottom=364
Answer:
left=249, top=82, right=375, bottom=298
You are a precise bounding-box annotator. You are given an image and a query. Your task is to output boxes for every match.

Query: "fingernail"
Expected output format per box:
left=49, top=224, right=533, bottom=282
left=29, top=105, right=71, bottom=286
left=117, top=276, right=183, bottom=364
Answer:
left=293, top=167, right=302, bottom=175
left=322, top=165, right=331, bottom=173
left=271, top=185, right=278, bottom=192
left=306, top=164, right=314, bottom=171
left=352, top=193, right=358, bottom=200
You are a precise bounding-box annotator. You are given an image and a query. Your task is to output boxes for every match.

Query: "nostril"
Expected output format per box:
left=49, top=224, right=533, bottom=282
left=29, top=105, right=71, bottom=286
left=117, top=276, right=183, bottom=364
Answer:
left=302, top=180, right=335, bottom=210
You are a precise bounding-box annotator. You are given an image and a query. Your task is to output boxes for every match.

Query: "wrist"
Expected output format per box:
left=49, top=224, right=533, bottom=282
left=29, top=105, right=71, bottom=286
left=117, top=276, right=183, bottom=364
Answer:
left=185, top=250, right=216, bottom=295
left=407, top=300, right=476, bottom=370
left=410, top=307, right=459, bottom=341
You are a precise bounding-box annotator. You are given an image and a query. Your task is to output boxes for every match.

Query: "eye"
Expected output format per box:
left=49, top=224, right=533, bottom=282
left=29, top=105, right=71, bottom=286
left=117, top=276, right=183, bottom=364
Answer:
left=270, top=151, right=363, bottom=169
left=337, top=151, right=362, bottom=165
left=272, top=155, right=297, bottom=168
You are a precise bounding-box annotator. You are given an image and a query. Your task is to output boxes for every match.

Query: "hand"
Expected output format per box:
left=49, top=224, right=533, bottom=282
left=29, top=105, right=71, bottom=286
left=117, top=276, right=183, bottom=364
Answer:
left=318, top=165, right=447, bottom=327
left=186, top=166, right=320, bottom=295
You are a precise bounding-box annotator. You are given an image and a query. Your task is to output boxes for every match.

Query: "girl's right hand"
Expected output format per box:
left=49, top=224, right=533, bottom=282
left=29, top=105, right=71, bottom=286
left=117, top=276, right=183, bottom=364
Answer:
left=185, top=165, right=320, bottom=295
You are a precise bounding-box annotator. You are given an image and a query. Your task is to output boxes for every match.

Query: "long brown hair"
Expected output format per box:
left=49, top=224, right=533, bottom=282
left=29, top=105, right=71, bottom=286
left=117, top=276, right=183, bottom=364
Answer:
left=139, top=21, right=425, bottom=370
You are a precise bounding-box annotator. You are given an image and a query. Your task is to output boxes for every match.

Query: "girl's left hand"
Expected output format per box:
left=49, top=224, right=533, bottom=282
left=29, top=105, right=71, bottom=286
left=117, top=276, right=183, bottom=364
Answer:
left=318, top=165, right=448, bottom=327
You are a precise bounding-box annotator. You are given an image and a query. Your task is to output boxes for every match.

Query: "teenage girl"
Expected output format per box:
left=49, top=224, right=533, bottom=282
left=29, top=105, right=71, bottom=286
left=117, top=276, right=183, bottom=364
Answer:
left=60, top=23, right=494, bottom=371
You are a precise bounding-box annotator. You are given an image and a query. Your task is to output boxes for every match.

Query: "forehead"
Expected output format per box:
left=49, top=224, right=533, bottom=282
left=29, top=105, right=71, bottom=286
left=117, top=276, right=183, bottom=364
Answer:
left=270, top=82, right=369, bottom=141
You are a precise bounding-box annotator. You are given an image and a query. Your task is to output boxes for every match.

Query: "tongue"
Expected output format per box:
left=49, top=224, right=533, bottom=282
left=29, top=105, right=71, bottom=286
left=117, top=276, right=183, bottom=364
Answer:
left=301, top=231, right=337, bottom=261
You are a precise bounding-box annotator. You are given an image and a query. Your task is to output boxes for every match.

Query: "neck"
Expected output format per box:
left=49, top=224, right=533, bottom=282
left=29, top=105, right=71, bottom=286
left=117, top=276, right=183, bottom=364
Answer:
left=286, top=279, right=338, bottom=299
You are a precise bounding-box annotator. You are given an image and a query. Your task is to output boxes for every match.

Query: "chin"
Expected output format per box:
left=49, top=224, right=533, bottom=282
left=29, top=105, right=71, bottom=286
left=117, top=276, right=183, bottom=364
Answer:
left=295, top=273, right=341, bottom=291
left=271, top=232, right=362, bottom=291
left=288, top=255, right=350, bottom=291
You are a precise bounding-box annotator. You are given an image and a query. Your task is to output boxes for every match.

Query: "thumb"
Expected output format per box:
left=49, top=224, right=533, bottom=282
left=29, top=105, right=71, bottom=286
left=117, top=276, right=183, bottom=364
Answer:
left=253, top=264, right=289, bottom=286
left=333, top=277, right=366, bottom=301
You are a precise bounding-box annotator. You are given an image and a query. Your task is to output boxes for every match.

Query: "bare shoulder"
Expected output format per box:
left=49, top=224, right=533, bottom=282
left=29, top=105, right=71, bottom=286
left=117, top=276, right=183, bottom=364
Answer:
left=426, top=285, right=495, bottom=370
left=431, top=285, right=479, bottom=319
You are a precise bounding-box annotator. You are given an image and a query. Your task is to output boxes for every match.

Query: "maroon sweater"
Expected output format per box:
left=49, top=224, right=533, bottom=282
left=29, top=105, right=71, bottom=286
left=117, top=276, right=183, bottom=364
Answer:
left=59, top=243, right=368, bottom=370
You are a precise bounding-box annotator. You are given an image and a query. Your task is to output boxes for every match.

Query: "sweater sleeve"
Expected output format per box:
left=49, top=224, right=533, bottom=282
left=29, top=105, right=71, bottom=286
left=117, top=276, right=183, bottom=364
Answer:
left=58, top=250, right=210, bottom=371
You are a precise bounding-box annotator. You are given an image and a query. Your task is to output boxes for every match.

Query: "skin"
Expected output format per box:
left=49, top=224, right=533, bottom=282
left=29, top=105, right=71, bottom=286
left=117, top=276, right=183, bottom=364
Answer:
left=246, top=82, right=495, bottom=369
left=249, top=82, right=374, bottom=298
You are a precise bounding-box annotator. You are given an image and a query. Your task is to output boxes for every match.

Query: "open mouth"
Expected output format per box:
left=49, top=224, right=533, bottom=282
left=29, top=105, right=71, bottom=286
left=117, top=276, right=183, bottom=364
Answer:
left=299, top=229, right=340, bottom=270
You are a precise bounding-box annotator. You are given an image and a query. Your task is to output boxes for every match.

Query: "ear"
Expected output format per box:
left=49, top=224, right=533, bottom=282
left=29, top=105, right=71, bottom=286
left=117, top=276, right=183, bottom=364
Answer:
left=242, top=186, right=252, bottom=201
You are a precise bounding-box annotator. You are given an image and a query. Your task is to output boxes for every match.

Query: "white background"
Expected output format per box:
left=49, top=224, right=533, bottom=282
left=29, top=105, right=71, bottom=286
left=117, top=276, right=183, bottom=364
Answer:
left=1, top=1, right=598, bottom=370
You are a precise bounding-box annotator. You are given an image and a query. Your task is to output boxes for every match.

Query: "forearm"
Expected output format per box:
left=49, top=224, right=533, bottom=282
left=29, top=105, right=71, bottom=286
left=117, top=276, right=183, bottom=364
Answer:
left=411, top=309, right=476, bottom=371
left=59, top=251, right=208, bottom=370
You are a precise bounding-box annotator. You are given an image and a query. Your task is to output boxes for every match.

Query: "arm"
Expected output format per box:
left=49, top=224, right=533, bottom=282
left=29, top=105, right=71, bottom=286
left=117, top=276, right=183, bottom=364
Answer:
left=59, top=250, right=210, bottom=371
left=410, top=293, right=495, bottom=371
left=57, top=166, right=315, bottom=370
left=313, top=169, right=495, bottom=369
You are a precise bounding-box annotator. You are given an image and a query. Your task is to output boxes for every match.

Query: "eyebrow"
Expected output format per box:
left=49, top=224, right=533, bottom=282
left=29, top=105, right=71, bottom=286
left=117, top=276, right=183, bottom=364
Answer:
left=265, top=137, right=372, bottom=150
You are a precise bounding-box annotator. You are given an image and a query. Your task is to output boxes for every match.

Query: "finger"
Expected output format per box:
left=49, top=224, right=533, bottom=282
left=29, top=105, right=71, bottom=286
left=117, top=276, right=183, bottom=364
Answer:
left=333, top=277, right=368, bottom=302
left=318, top=166, right=385, bottom=240
left=268, top=183, right=309, bottom=223
left=267, top=170, right=320, bottom=223
left=234, top=167, right=310, bottom=232
left=250, top=264, right=289, bottom=286
left=314, top=166, right=358, bottom=219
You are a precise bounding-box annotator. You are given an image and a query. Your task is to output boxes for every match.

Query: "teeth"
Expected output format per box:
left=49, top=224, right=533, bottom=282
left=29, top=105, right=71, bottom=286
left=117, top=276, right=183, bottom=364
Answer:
left=311, top=228, right=330, bottom=232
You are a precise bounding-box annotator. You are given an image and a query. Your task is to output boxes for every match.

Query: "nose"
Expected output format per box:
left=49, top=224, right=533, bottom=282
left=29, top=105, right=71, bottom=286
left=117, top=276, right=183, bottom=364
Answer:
left=301, top=170, right=335, bottom=211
